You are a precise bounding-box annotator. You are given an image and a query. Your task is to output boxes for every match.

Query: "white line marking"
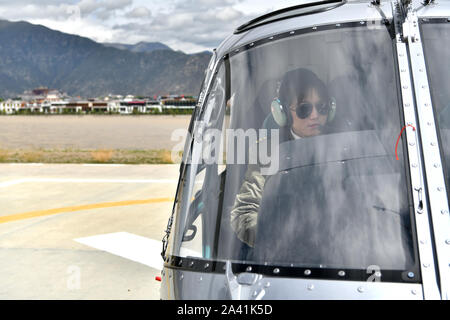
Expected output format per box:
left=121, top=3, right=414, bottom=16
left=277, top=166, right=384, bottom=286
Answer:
left=0, top=179, right=28, bottom=188
left=0, top=178, right=177, bottom=188
left=180, top=247, right=202, bottom=258
left=74, top=232, right=164, bottom=270
left=82, top=164, right=126, bottom=167
left=25, top=178, right=177, bottom=184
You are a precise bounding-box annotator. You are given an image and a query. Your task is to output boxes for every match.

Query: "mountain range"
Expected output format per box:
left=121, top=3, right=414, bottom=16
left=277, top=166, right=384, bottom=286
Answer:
left=0, top=19, right=212, bottom=98
left=102, top=41, right=173, bottom=53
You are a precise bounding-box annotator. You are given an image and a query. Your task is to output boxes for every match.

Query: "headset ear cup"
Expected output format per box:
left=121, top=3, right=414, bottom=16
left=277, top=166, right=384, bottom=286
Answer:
left=271, top=98, right=287, bottom=127
left=327, top=97, right=337, bottom=123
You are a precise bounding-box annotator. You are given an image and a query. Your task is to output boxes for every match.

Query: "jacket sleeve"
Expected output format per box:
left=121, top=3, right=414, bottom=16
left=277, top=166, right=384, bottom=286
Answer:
left=230, top=164, right=266, bottom=247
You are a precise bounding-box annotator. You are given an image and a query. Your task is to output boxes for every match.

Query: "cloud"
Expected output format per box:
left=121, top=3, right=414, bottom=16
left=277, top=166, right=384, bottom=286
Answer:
left=78, top=0, right=133, bottom=20
left=0, top=0, right=302, bottom=53
left=216, top=7, right=242, bottom=21
left=108, top=0, right=253, bottom=51
left=0, top=0, right=133, bottom=21
left=125, top=6, right=152, bottom=19
left=0, top=3, right=74, bottom=21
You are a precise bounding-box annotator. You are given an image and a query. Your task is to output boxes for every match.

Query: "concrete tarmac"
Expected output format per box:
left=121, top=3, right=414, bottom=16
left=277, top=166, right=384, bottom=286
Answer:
left=0, top=163, right=180, bottom=299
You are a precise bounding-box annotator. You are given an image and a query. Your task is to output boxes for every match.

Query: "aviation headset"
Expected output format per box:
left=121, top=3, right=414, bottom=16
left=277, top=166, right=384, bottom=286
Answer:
left=269, top=68, right=337, bottom=128
left=271, top=96, right=337, bottom=128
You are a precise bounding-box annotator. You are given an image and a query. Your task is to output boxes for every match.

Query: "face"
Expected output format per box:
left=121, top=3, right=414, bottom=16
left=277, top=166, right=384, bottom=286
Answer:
left=290, top=88, right=327, bottom=138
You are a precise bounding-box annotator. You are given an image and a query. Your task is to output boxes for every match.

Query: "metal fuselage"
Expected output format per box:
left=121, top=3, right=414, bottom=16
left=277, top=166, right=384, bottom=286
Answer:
left=160, top=0, right=450, bottom=300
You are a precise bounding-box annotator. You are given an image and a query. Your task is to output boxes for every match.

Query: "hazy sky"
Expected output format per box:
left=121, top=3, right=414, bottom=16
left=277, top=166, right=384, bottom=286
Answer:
left=0, top=0, right=308, bottom=53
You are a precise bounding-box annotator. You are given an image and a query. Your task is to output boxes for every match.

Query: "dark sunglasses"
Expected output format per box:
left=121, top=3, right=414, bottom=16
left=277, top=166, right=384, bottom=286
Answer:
left=290, top=101, right=330, bottom=119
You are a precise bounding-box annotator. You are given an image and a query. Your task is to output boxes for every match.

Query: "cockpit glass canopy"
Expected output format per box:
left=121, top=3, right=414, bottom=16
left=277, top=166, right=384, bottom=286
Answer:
left=168, top=22, right=418, bottom=281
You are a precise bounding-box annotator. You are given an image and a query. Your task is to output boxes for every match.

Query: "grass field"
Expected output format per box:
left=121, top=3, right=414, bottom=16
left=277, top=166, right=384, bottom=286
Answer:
left=0, top=147, right=179, bottom=164
left=0, top=115, right=190, bottom=164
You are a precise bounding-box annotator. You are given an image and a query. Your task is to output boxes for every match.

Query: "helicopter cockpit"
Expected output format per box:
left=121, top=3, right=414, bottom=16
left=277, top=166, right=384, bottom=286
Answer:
left=161, top=0, right=450, bottom=300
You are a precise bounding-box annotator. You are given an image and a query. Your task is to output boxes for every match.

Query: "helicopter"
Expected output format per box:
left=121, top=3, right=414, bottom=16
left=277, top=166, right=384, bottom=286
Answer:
left=159, top=0, right=450, bottom=300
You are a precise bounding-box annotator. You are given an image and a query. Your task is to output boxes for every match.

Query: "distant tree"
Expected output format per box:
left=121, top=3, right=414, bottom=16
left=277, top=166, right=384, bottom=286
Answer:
left=0, top=98, right=3, bottom=102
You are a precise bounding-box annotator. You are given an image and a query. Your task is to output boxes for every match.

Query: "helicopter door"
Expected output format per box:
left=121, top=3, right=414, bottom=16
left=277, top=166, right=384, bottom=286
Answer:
left=168, top=64, right=227, bottom=260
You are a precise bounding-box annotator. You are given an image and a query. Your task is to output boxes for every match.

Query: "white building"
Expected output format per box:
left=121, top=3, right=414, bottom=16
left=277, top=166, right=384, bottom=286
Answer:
left=51, top=101, right=68, bottom=113
left=26, top=102, right=42, bottom=113
left=107, top=101, right=120, bottom=113
left=0, top=100, right=22, bottom=114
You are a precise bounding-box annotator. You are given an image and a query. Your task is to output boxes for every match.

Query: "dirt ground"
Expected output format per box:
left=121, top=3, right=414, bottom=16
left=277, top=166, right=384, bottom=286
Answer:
left=0, top=115, right=191, bottom=150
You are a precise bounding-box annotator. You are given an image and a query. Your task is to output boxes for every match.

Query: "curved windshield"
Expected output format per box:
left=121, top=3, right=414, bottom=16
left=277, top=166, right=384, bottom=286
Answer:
left=167, top=23, right=418, bottom=280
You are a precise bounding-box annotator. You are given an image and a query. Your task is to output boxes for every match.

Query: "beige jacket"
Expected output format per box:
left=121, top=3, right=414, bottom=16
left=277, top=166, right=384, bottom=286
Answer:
left=230, top=164, right=266, bottom=247
left=230, top=129, right=297, bottom=247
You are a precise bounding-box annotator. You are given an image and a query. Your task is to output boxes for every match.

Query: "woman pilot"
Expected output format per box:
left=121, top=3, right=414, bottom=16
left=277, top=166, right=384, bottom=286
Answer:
left=230, top=68, right=336, bottom=247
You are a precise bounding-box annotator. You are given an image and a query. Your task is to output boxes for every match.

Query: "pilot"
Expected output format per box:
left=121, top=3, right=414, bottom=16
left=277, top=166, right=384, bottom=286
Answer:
left=230, top=68, right=336, bottom=247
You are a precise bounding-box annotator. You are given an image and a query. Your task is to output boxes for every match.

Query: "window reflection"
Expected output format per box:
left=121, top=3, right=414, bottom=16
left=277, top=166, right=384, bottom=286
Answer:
left=173, top=25, right=416, bottom=275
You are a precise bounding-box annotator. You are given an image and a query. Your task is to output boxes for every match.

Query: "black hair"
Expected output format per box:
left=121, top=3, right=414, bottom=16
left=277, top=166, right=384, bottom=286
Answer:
left=279, top=68, right=329, bottom=117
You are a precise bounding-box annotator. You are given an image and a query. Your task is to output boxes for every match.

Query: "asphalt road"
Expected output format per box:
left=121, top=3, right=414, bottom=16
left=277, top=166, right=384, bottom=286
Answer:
left=0, top=163, right=180, bottom=299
